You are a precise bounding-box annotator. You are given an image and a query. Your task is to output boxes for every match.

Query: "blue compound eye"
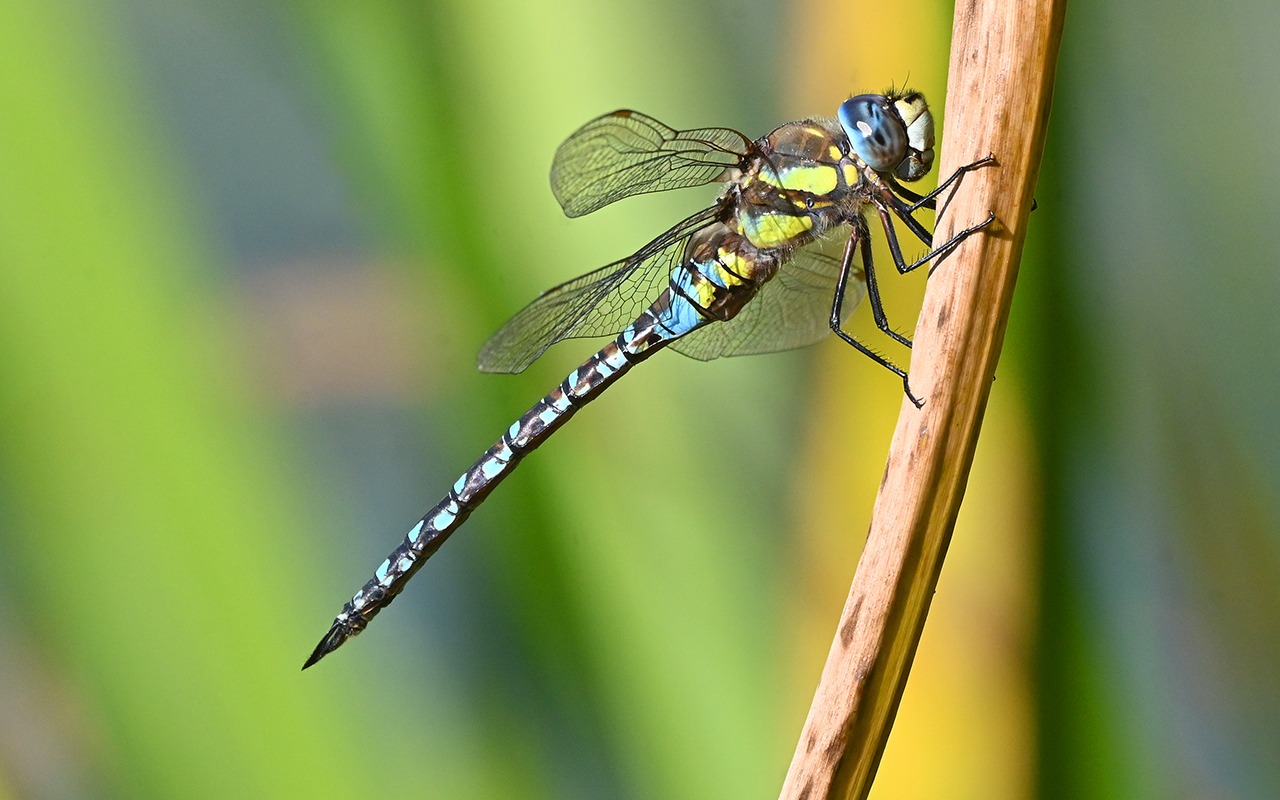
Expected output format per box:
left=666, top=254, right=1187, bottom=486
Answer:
left=838, top=94, right=908, bottom=173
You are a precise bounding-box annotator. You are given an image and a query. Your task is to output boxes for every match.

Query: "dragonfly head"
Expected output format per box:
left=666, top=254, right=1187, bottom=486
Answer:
left=838, top=91, right=935, bottom=182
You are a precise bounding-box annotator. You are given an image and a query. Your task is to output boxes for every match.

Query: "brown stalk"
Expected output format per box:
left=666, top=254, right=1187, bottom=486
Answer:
left=778, top=1, right=1067, bottom=799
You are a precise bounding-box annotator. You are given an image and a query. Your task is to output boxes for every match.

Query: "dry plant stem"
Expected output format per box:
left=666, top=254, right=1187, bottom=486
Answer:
left=778, top=1, right=1067, bottom=799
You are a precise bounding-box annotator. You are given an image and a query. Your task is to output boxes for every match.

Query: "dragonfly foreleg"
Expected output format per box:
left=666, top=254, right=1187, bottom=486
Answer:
left=829, top=227, right=923, bottom=409
left=874, top=155, right=998, bottom=251
left=889, top=154, right=997, bottom=214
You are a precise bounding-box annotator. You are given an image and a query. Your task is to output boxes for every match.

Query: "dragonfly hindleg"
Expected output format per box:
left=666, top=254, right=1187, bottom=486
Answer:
left=849, top=218, right=914, bottom=349
left=829, top=228, right=923, bottom=408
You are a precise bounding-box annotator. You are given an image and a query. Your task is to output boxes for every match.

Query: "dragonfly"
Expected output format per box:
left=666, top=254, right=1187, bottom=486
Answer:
left=303, top=89, right=994, bottom=668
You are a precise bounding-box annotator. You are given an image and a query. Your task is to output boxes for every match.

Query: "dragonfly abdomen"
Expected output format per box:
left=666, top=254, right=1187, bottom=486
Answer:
left=304, top=305, right=696, bottom=668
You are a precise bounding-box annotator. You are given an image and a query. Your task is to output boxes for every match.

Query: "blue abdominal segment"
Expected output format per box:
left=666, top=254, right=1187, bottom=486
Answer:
left=653, top=266, right=713, bottom=337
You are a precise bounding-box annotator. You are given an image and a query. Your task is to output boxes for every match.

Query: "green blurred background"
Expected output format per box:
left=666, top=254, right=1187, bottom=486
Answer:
left=0, top=0, right=1277, bottom=798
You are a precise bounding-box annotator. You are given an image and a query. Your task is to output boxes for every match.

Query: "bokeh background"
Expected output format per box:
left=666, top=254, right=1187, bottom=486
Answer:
left=0, top=0, right=1277, bottom=798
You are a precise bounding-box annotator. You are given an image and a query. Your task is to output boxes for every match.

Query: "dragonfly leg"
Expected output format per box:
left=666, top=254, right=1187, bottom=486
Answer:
left=875, top=202, right=922, bottom=273
left=853, top=217, right=914, bottom=349
left=885, top=178, right=928, bottom=207
left=874, top=154, right=998, bottom=250
left=922, top=211, right=997, bottom=276
left=830, top=229, right=924, bottom=408
left=880, top=190, right=933, bottom=247
left=888, top=154, right=998, bottom=213
left=875, top=203, right=997, bottom=276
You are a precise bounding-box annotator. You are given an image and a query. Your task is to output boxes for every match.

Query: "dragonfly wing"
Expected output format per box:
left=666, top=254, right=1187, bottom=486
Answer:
left=551, top=111, right=752, bottom=218
left=670, top=229, right=863, bottom=361
left=478, top=207, right=721, bottom=373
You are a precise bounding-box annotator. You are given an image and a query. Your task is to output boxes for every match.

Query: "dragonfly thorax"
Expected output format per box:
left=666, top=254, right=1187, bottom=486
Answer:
left=732, top=120, right=860, bottom=251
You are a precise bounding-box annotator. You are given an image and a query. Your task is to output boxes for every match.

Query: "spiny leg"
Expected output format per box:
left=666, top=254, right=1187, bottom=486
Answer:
left=853, top=216, right=914, bottom=349
left=922, top=212, right=997, bottom=276
left=876, top=203, right=920, bottom=272
left=858, top=198, right=999, bottom=350
left=875, top=155, right=999, bottom=250
left=874, top=200, right=997, bottom=276
left=885, top=178, right=928, bottom=207
left=887, top=155, right=997, bottom=213
left=880, top=189, right=933, bottom=247
left=830, top=228, right=923, bottom=408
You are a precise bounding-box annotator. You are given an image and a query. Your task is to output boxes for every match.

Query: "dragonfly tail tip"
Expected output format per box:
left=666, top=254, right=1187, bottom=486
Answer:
left=302, top=621, right=350, bottom=670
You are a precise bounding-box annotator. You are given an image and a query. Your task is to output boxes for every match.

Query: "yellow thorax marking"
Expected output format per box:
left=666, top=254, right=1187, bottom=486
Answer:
left=743, top=212, right=813, bottom=249
left=757, top=164, right=839, bottom=196
left=842, top=163, right=860, bottom=187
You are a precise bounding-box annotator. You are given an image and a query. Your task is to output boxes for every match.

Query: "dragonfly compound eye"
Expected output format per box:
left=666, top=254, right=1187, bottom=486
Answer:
left=838, top=94, right=908, bottom=174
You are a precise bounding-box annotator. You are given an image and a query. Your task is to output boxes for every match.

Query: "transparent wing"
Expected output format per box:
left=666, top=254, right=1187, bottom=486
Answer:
left=670, top=228, right=864, bottom=361
left=478, top=207, right=721, bottom=373
left=551, top=110, right=752, bottom=218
